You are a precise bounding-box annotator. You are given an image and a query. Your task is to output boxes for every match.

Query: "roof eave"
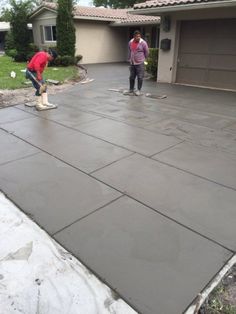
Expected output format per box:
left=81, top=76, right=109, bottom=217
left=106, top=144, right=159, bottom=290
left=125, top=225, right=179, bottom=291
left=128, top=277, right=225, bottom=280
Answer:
left=131, top=0, right=236, bottom=15
left=73, top=16, right=118, bottom=22
left=110, top=20, right=159, bottom=26
left=29, top=6, right=57, bottom=20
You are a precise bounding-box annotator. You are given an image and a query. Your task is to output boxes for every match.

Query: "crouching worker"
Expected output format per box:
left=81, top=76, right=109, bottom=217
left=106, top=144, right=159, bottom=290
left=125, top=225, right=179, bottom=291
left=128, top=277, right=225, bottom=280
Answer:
left=26, top=49, right=57, bottom=111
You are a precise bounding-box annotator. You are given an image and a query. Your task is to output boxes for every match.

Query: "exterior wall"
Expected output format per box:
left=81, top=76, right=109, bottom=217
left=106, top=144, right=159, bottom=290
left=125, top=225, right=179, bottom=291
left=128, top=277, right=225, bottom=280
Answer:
left=31, top=10, right=57, bottom=49
left=157, top=7, right=236, bottom=83
left=74, top=20, right=128, bottom=64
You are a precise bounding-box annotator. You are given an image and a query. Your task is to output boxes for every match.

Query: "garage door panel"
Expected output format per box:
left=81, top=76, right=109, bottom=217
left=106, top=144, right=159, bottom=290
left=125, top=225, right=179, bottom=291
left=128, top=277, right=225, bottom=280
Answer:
left=180, top=20, right=214, bottom=37
left=179, top=53, right=209, bottom=68
left=208, top=70, right=236, bottom=89
left=179, top=38, right=210, bottom=54
left=210, top=38, right=236, bottom=55
left=177, top=19, right=236, bottom=90
left=177, top=68, right=206, bottom=84
left=209, top=55, right=236, bottom=71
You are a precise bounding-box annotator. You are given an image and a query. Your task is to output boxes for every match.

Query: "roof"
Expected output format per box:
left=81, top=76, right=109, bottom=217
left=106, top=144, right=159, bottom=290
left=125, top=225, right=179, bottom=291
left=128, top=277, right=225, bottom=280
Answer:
left=0, top=21, right=32, bottom=31
left=133, top=0, right=234, bottom=10
left=32, top=2, right=159, bottom=24
left=0, top=22, right=10, bottom=31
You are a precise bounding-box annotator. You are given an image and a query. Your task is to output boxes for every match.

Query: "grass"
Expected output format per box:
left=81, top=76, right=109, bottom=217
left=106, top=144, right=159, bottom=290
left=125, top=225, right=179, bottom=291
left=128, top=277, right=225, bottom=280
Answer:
left=0, top=55, right=79, bottom=90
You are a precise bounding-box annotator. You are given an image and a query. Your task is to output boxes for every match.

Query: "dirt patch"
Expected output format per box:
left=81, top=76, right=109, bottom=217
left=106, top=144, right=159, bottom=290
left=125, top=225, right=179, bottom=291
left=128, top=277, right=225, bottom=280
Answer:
left=0, top=81, right=78, bottom=109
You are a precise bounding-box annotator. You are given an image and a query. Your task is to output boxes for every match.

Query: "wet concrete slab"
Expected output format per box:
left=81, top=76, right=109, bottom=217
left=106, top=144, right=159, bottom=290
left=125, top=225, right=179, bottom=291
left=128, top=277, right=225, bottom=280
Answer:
left=0, top=152, right=121, bottom=234
left=1, top=117, right=132, bottom=173
left=144, top=118, right=236, bottom=154
left=0, top=107, right=33, bottom=125
left=75, top=118, right=181, bottom=156
left=1, top=64, right=236, bottom=314
left=0, top=129, right=39, bottom=165
left=223, top=121, right=236, bottom=133
left=93, top=154, right=236, bottom=251
left=17, top=104, right=103, bottom=128
left=54, top=196, right=232, bottom=314
left=153, top=141, right=236, bottom=190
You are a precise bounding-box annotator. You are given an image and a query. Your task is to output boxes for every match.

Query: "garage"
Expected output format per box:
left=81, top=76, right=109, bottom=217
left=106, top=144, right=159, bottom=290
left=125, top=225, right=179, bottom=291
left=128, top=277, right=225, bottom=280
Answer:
left=176, top=19, right=236, bottom=90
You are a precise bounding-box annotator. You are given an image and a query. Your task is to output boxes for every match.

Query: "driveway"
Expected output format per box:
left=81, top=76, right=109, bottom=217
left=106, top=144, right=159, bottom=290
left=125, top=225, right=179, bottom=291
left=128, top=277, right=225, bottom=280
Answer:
left=0, top=63, right=236, bottom=314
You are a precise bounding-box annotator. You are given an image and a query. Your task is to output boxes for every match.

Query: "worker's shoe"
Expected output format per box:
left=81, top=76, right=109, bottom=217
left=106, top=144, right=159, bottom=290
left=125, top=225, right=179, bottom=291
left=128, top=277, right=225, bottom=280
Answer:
left=41, top=92, right=57, bottom=109
left=134, top=90, right=142, bottom=96
left=25, top=102, right=36, bottom=107
left=123, top=89, right=134, bottom=96
left=35, top=96, right=48, bottom=111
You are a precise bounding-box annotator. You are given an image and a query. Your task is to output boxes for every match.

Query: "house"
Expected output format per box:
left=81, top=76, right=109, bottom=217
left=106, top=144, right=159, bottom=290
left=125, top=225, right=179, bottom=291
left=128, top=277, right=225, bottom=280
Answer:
left=29, top=3, right=160, bottom=64
left=133, top=0, right=236, bottom=91
left=0, top=22, right=32, bottom=53
left=0, top=22, right=10, bottom=52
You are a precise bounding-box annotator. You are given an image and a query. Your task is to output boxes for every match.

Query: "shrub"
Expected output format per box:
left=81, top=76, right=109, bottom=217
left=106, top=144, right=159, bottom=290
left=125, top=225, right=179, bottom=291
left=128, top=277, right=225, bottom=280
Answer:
left=75, top=55, right=83, bottom=64
left=5, top=48, right=17, bottom=58
left=60, top=55, right=75, bottom=66
left=4, top=31, right=15, bottom=51
left=26, top=43, right=39, bottom=61
left=145, top=48, right=158, bottom=78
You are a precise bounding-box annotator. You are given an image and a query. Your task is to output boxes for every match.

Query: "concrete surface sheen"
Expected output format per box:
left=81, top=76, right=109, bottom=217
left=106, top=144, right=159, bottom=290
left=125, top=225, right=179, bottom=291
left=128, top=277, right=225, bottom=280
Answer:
left=153, top=141, right=236, bottom=190
left=144, top=118, right=236, bottom=155
left=1, top=64, right=236, bottom=314
left=0, top=107, right=33, bottom=125
left=0, top=129, right=39, bottom=165
left=55, top=196, right=231, bottom=314
left=76, top=118, right=181, bottom=156
left=0, top=153, right=121, bottom=234
left=93, top=154, right=236, bottom=251
left=1, top=117, right=132, bottom=173
left=18, top=104, right=103, bottom=128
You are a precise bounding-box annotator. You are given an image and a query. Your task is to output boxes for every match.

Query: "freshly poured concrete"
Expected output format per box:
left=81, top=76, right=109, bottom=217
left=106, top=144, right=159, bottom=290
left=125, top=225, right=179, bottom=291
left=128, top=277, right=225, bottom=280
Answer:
left=55, top=196, right=231, bottom=314
left=153, top=141, right=236, bottom=189
left=2, top=116, right=133, bottom=173
left=0, top=106, right=33, bottom=125
left=0, top=63, right=236, bottom=314
left=17, top=103, right=103, bottom=128
left=0, top=152, right=120, bottom=234
left=76, top=117, right=181, bottom=156
left=93, top=153, right=236, bottom=251
left=144, top=118, right=236, bottom=154
left=0, top=129, right=39, bottom=165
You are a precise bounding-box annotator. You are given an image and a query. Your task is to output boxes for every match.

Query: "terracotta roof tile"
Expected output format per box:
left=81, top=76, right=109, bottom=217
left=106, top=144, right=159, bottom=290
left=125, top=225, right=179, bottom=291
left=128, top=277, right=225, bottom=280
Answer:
left=41, top=2, right=159, bottom=23
left=134, top=0, right=227, bottom=10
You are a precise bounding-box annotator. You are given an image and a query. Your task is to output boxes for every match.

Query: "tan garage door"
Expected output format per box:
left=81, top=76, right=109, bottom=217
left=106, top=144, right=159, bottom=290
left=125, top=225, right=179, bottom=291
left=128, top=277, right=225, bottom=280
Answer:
left=176, top=19, right=236, bottom=90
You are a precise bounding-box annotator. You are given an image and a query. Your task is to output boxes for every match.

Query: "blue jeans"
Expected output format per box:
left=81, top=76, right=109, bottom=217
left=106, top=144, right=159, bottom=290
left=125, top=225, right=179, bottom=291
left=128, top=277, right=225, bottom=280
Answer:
left=26, top=69, right=46, bottom=96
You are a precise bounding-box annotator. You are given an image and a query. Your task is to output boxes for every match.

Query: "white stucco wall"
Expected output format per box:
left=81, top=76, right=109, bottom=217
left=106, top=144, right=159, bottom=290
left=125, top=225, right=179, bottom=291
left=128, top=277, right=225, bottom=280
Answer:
left=74, top=20, right=128, bottom=64
left=157, top=7, right=236, bottom=83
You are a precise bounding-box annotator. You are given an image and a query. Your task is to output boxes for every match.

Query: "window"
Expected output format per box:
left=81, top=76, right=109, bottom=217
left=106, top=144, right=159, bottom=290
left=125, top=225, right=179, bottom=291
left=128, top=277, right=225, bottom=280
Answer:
left=44, top=26, right=56, bottom=42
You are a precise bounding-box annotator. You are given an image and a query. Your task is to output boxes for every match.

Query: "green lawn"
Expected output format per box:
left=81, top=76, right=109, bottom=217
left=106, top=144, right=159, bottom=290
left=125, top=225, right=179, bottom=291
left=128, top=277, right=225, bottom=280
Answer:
left=0, top=55, right=79, bottom=90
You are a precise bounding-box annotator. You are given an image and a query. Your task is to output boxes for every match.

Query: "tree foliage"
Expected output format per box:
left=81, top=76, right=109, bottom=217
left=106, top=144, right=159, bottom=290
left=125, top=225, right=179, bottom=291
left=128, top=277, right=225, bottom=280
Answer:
left=9, top=0, right=32, bottom=61
left=93, top=0, right=140, bottom=9
left=56, top=0, right=75, bottom=57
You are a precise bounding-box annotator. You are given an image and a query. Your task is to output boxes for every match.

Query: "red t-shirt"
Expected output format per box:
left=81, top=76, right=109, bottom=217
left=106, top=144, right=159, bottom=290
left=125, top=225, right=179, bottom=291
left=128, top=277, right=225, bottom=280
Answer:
left=27, top=51, right=49, bottom=80
left=131, top=40, right=139, bottom=51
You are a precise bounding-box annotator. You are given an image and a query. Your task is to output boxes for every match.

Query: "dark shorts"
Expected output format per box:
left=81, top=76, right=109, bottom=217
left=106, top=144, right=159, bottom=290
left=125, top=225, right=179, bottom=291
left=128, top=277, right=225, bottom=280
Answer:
left=129, top=63, right=144, bottom=80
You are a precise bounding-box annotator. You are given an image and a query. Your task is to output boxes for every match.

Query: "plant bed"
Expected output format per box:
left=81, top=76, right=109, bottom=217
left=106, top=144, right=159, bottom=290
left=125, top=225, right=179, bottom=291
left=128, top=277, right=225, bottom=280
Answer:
left=199, top=263, right=236, bottom=314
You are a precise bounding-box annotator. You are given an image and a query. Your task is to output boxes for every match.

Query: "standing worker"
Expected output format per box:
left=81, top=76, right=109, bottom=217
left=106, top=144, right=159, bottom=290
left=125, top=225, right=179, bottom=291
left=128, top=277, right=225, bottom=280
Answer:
left=125, top=30, right=149, bottom=96
left=26, top=49, right=57, bottom=110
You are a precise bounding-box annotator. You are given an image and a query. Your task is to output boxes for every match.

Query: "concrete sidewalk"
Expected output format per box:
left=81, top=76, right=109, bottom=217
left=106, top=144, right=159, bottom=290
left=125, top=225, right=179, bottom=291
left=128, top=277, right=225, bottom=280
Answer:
left=0, top=63, right=236, bottom=314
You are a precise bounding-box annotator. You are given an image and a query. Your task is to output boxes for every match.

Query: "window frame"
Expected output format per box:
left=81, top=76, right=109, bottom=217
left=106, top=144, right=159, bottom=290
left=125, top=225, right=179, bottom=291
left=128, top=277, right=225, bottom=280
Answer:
left=43, top=25, right=56, bottom=43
